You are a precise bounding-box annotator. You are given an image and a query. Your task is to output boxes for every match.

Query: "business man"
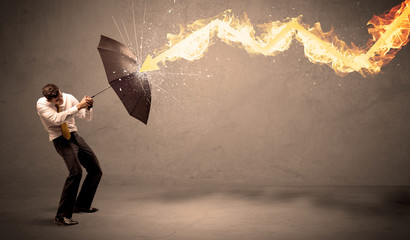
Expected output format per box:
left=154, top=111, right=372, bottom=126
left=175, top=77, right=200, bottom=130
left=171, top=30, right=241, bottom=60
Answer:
left=37, top=84, right=102, bottom=226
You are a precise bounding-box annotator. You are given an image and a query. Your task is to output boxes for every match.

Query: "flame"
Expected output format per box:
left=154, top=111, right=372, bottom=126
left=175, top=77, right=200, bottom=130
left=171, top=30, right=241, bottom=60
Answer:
left=140, top=1, right=410, bottom=76
left=365, top=0, right=410, bottom=73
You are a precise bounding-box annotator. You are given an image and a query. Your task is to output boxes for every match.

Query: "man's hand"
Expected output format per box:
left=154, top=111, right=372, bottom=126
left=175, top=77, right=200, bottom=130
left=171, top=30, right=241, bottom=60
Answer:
left=76, top=96, right=90, bottom=110
left=85, top=96, right=94, bottom=107
left=85, top=96, right=93, bottom=110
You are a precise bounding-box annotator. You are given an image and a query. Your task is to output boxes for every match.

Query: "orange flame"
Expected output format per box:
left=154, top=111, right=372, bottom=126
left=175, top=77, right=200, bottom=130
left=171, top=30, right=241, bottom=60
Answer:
left=140, top=1, right=410, bottom=76
left=365, top=0, right=410, bottom=72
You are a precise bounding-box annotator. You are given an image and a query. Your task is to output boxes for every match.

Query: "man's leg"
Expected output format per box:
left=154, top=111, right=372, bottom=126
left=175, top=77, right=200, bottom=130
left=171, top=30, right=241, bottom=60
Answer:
left=72, top=132, right=103, bottom=210
left=53, top=136, right=82, bottom=219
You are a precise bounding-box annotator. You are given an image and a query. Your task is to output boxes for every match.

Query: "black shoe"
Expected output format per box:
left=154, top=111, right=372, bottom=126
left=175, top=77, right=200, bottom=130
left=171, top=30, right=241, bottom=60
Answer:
left=73, top=207, right=99, bottom=213
left=54, top=217, right=78, bottom=226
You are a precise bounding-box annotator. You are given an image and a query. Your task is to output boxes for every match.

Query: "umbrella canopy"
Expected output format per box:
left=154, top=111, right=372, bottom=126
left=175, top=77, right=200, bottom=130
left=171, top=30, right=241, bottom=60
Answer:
left=97, top=35, right=151, bottom=124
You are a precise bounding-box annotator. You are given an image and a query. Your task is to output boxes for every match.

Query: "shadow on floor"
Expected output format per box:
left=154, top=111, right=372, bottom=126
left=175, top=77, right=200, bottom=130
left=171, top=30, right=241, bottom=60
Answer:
left=134, top=185, right=410, bottom=219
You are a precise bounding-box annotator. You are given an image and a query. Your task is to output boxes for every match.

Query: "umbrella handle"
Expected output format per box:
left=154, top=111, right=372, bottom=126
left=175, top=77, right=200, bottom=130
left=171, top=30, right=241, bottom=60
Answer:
left=87, top=85, right=112, bottom=110
left=91, top=86, right=112, bottom=98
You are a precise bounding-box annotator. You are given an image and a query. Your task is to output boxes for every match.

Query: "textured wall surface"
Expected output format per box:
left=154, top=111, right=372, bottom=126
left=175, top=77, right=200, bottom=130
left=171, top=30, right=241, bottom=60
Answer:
left=1, top=0, right=409, bottom=186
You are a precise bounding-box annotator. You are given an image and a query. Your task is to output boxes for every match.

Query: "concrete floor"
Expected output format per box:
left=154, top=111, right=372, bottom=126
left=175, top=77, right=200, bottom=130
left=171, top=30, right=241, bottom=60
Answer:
left=1, top=184, right=410, bottom=240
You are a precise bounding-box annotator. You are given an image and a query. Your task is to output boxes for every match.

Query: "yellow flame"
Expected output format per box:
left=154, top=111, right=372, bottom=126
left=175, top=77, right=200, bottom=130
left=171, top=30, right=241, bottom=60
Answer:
left=140, top=1, right=410, bottom=76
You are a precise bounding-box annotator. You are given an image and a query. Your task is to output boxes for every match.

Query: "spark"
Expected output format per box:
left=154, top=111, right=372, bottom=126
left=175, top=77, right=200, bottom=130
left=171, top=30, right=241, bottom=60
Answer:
left=140, top=2, right=147, bottom=61
left=132, top=0, right=140, bottom=60
left=122, top=19, right=133, bottom=50
left=112, top=16, right=127, bottom=49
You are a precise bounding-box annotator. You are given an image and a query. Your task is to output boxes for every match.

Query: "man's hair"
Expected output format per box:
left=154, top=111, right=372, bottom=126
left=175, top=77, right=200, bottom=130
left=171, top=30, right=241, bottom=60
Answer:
left=42, top=84, right=60, bottom=100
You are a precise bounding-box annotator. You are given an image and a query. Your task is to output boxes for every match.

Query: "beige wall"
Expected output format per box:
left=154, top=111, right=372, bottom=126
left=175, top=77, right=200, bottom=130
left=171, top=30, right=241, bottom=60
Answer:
left=1, top=0, right=409, bottom=186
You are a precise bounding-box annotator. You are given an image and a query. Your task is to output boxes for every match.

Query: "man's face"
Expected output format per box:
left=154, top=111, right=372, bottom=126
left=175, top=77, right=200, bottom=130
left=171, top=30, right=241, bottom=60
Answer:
left=48, top=91, right=64, bottom=105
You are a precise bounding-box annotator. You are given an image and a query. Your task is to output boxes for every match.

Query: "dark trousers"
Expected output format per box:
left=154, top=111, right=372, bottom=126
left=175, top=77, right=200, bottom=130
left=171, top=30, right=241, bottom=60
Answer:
left=53, top=132, right=102, bottom=218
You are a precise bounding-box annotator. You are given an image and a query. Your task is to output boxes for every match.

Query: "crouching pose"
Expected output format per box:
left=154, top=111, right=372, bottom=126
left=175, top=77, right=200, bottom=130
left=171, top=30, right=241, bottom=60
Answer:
left=37, top=84, right=102, bottom=226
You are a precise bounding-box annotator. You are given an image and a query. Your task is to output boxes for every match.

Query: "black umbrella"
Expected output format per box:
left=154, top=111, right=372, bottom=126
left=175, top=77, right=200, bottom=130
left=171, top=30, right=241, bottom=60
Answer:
left=96, top=35, right=151, bottom=124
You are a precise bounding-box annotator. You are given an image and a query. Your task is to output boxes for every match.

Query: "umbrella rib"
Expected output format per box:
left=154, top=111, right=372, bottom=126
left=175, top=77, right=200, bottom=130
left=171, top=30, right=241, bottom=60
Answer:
left=97, top=48, right=138, bottom=61
left=130, top=94, right=143, bottom=117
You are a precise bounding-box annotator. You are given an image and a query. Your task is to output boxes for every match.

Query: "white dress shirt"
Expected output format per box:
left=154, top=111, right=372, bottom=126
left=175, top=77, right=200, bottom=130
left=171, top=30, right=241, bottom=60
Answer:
left=37, top=92, right=93, bottom=141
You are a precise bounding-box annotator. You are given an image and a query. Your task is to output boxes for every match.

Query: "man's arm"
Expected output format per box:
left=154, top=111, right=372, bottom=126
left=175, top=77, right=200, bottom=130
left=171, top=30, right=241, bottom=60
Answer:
left=36, top=100, right=78, bottom=125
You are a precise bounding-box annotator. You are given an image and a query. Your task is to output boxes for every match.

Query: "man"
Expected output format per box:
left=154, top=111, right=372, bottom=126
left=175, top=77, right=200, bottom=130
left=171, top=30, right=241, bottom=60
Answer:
left=37, top=84, right=102, bottom=226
